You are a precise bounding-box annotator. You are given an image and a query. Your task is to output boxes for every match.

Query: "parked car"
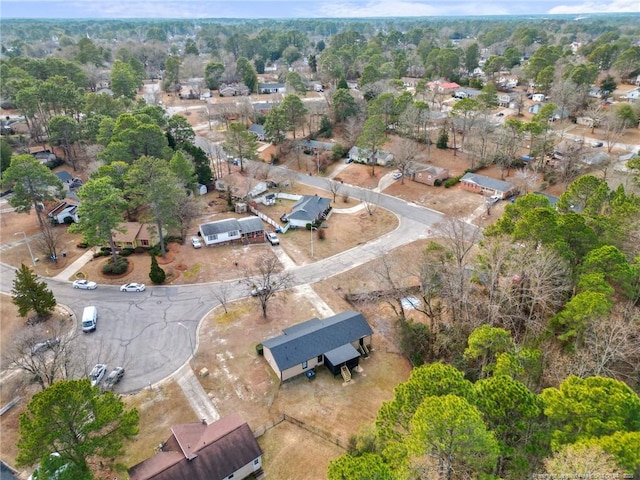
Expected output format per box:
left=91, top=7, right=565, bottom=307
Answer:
left=72, top=279, right=97, bottom=290
left=120, top=282, right=146, bottom=292
left=191, top=237, right=202, bottom=249
left=592, top=141, right=604, bottom=148
left=103, top=367, right=125, bottom=389
left=30, top=337, right=60, bottom=356
left=487, top=195, right=501, bottom=205
left=392, top=171, right=403, bottom=180
left=266, top=232, right=280, bottom=245
left=89, top=364, right=107, bottom=387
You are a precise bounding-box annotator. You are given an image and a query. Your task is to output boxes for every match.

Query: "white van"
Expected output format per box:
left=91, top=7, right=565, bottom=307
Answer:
left=81, top=306, right=97, bottom=332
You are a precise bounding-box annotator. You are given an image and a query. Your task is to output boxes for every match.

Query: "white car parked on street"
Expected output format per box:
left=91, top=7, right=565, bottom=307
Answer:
left=72, top=279, right=97, bottom=290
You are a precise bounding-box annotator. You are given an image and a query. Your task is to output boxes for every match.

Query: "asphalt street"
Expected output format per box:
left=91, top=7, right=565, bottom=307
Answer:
left=0, top=162, right=453, bottom=393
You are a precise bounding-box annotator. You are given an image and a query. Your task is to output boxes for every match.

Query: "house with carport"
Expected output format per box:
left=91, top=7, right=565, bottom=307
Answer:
left=282, top=195, right=331, bottom=228
left=199, top=217, right=266, bottom=246
left=128, top=414, right=263, bottom=480
left=262, top=310, right=374, bottom=381
left=459, top=173, right=517, bottom=199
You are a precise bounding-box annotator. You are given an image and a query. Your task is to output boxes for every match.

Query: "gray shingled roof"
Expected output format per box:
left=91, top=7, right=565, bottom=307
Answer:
left=286, top=195, right=331, bottom=223
left=298, top=139, right=334, bottom=151
left=200, top=219, right=241, bottom=237
left=262, top=311, right=373, bottom=371
left=200, top=217, right=265, bottom=237
left=460, top=173, right=515, bottom=193
left=248, top=124, right=265, bottom=136
left=238, top=217, right=264, bottom=234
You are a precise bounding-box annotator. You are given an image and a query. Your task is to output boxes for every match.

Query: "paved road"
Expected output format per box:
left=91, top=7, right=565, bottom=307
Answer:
left=0, top=162, right=453, bottom=394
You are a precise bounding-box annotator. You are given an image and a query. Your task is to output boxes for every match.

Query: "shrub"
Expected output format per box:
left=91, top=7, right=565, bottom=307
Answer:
left=63, top=216, right=75, bottom=224
left=434, top=179, right=442, bottom=187
left=149, top=255, right=166, bottom=284
left=76, top=243, right=89, bottom=249
left=45, top=158, right=64, bottom=169
left=444, top=176, right=461, bottom=188
left=148, top=245, right=162, bottom=257
left=255, top=343, right=264, bottom=356
left=134, top=246, right=146, bottom=254
left=102, top=257, right=129, bottom=275
left=120, top=248, right=135, bottom=257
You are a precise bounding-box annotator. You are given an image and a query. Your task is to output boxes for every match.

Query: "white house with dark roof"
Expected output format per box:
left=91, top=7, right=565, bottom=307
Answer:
left=258, top=83, right=286, bottom=94
left=199, top=217, right=266, bottom=246
left=262, top=310, right=373, bottom=381
left=459, top=172, right=517, bottom=199
left=347, top=146, right=394, bottom=166
left=128, top=414, right=263, bottom=480
left=283, top=195, right=331, bottom=228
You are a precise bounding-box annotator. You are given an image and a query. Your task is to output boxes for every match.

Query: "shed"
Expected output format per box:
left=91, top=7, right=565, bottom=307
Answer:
left=262, top=311, right=373, bottom=381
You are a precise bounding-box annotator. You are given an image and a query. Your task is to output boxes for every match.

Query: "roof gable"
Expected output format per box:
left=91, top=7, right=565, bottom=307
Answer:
left=262, top=311, right=373, bottom=371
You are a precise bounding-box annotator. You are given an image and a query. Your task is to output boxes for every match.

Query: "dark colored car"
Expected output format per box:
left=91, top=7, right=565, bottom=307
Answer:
left=103, top=367, right=125, bottom=389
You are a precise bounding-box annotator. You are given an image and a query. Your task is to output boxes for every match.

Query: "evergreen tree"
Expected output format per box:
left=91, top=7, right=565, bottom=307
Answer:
left=436, top=129, right=449, bottom=149
left=11, top=264, right=56, bottom=321
left=149, top=255, right=166, bottom=284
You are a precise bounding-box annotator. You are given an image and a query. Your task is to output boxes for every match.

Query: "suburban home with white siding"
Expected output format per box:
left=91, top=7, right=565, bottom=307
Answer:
left=199, top=217, right=266, bottom=246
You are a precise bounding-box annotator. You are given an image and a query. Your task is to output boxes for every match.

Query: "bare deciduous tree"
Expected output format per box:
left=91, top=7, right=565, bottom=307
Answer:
left=361, top=189, right=380, bottom=216
left=210, top=281, right=234, bottom=314
left=33, top=223, right=64, bottom=260
left=3, top=319, right=83, bottom=390
left=325, top=179, right=343, bottom=203
left=393, top=137, right=419, bottom=184
left=244, top=255, right=293, bottom=318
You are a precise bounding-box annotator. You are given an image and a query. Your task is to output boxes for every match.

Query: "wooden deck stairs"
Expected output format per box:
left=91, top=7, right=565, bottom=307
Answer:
left=341, top=365, right=351, bottom=382
left=359, top=342, right=370, bottom=357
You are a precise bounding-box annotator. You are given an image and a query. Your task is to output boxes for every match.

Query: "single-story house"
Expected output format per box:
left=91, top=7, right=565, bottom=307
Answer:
left=252, top=101, right=279, bottom=115
left=258, top=83, right=286, bottom=94
left=248, top=124, right=266, bottom=141
left=297, top=139, right=335, bottom=153
left=453, top=88, right=481, bottom=99
left=282, top=195, right=331, bottom=228
left=47, top=201, right=78, bottom=224
left=112, top=222, right=159, bottom=249
left=262, top=310, right=374, bottom=381
left=459, top=173, right=517, bottom=199
left=429, top=81, right=460, bottom=94
left=199, top=217, right=266, bottom=246
left=621, top=88, right=640, bottom=103
left=408, top=163, right=450, bottom=186
left=128, top=414, right=263, bottom=480
left=219, top=84, right=250, bottom=97
left=347, top=146, right=394, bottom=166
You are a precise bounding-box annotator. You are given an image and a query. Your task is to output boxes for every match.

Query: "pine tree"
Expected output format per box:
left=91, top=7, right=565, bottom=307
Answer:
left=11, top=264, right=56, bottom=321
left=437, top=129, right=449, bottom=149
left=149, top=255, right=166, bottom=284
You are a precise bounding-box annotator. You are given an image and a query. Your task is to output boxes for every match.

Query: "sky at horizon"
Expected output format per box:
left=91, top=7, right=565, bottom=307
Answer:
left=0, top=0, right=638, bottom=19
